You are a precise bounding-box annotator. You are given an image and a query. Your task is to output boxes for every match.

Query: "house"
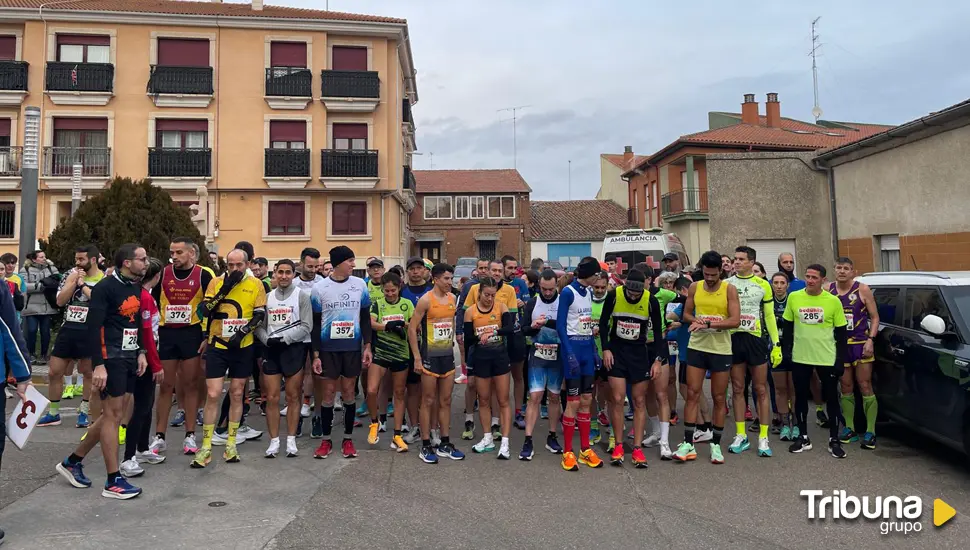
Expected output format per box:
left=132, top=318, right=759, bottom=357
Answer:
left=530, top=199, right=635, bottom=269
left=0, top=0, right=418, bottom=266
left=410, top=169, right=532, bottom=264
left=595, top=145, right=646, bottom=214
left=623, top=93, right=892, bottom=260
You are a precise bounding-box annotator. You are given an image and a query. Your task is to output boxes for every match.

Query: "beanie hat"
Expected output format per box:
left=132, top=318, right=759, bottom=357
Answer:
left=624, top=269, right=646, bottom=292
left=329, top=246, right=355, bottom=269
left=576, top=258, right=599, bottom=280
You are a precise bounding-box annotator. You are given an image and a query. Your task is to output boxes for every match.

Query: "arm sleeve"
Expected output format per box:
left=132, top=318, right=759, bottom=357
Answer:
left=463, top=321, right=477, bottom=355
left=87, top=284, right=109, bottom=367
left=284, top=291, right=313, bottom=345
left=311, top=311, right=322, bottom=353
left=780, top=320, right=794, bottom=359
left=140, top=292, right=162, bottom=374
left=360, top=304, right=373, bottom=345
left=599, top=290, right=617, bottom=352
left=0, top=283, right=30, bottom=382
left=556, top=288, right=574, bottom=358
left=762, top=297, right=779, bottom=344
left=497, top=311, right=515, bottom=336
left=649, top=295, right=667, bottom=363
left=521, top=299, right=539, bottom=337
left=834, top=325, right=848, bottom=367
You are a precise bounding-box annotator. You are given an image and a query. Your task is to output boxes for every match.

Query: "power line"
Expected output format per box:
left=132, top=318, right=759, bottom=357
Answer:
left=497, top=104, right=531, bottom=169
left=809, top=17, right=823, bottom=122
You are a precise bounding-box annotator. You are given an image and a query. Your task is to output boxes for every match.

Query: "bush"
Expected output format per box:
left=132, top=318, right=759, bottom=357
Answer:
left=45, top=177, right=211, bottom=270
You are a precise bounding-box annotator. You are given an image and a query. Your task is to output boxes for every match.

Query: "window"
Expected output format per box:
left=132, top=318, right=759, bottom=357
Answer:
left=872, top=287, right=902, bottom=326
left=478, top=240, right=496, bottom=261
left=0, top=36, right=15, bottom=61
left=652, top=181, right=658, bottom=208
left=332, top=201, right=367, bottom=235
left=270, top=41, right=306, bottom=68
left=332, top=123, right=367, bottom=150
left=269, top=120, right=306, bottom=149
left=878, top=234, right=900, bottom=271
left=0, top=202, right=14, bottom=239
left=455, top=196, right=484, bottom=219
left=157, top=38, right=209, bottom=67
left=57, top=34, right=109, bottom=63
left=52, top=118, right=109, bottom=176
left=331, top=46, right=367, bottom=71
left=487, top=195, right=515, bottom=219
left=423, top=196, right=452, bottom=220
left=156, top=119, right=207, bottom=149
left=681, top=170, right=700, bottom=189
left=0, top=118, right=10, bottom=148
left=904, top=287, right=952, bottom=332
left=267, top=201, right=305, bottom=235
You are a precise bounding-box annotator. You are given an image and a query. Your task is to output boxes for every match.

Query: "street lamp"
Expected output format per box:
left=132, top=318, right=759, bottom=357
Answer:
left=19, top=106, right=40, bottom=264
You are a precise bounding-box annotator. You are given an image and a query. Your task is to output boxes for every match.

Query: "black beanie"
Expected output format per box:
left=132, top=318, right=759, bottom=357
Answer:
left=624, top=269, right=645, bottom=291
left=329, top=246, right=355, bottom=269
left=576, top=258, right=599, bottom=279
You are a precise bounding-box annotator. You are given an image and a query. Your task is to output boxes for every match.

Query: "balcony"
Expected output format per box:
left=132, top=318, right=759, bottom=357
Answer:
left=45, top=62, right=113, bottom=105
left=264, top=148, right=311, bottom=189
left=0, top=146, right=22, bottom=189
left=42, top=146, right=111, bottom=189
left=147, top=147, right=211, bottom=190
left=320, top=70, right=380, bottom=112
left=0, top=61, right=28, bottom=106
left=264, top=67, right=312, bottom=110
left=402, top=98, right=416, bottom=151
left=147, top=65, right=214, bottom=107
left=395, top=164, right=417, bottom=212
left=319, top=149, right=379, bottom=190
left=661, top=188, right=709, bottom=221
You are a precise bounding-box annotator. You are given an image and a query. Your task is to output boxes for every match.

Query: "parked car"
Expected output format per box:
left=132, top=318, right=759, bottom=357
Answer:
left=453, top=257, right=478, bottom=285
left=856, top=271, right=970, bottom=465
left=543, top=260, right=566, bottom=279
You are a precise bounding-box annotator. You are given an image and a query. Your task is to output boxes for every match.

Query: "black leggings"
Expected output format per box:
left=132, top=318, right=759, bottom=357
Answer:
left=793, top=362, right=842, bottom=441
left=124, top=371, right=156, bottom=460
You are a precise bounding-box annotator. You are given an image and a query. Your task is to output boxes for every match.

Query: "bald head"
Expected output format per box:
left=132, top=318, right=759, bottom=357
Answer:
left=226, top=249, right=248, bottom=274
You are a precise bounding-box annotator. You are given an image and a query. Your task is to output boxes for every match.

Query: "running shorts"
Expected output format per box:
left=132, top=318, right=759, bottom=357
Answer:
left=373, top=359, right=410, bottom=374
left=845, top=342, right=874, bottom=367
left=563, top=339, right=597, bottom=380
left=564, top=375, right=594, bottom=397
left=320, top=350, right=362, bottom=380
left=528, top=363, right=562, bottom=394
left=52, top=328, right=90, bottom=360
left=205, top=346, right=255, bottom=380
left=262, top=343, right=308, bottom=378
left=158, top=325, right=204, bottom=361
left=103, top=358, right=137, bottom=398
left=731, top=332, right=769, bottom=366
left=607, top=345, right=654, bottom=384
left=687, top=349, right=732, bottom=373
left=420, top=355, right=456, bottom=379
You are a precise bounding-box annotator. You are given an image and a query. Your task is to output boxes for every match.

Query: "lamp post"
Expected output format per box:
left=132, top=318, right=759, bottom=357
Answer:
left=19, top=106, right=40, bottom=263
left=71, top=163, right=82, bottom=215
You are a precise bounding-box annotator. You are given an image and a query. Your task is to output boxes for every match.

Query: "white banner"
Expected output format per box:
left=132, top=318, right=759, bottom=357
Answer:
left=6, top=385, right=50, bottom=450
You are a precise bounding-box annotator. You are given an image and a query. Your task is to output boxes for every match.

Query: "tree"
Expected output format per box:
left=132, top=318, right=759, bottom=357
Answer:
left=45, top=177, right=210, bottom=270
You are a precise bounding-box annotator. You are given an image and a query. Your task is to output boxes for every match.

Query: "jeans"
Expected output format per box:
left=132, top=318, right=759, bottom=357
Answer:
left=24, top=314, right=52, bottom=359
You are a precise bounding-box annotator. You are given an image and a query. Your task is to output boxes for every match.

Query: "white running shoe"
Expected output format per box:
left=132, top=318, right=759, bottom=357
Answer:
left=135, top=449, right=166, bottom=465
left=182, top=434, right=198, bottom=455
left=265, top=438, right=280, bottom=458
left=211, top=430, right=245, bottom=446
left=472, top=436, right=495, bottom=454
left=148, top=435, right=167, bottom=454
left=286, top=437, right=299, bottom=457
left=497, top=439, right=510, bottom=460
left=238, top=425, right=263, bottom=441
left=120, top=458, right=144, bottom=478
left=280, top=406, right=288, bottom=417
left=693, top=428, right=714, bottom=443
left=660, top=440, right=673, bottom=460
left=642, top=433, right=661, bottom=448
left=300, top=403, right=312, bottom=417
left=379, top=420, right=387, bottom=433
left=333, top=393, right=343, bottom=411
left=403, top=426, right=421, bottom=444
left=454, top=373, right=467, bottom=384
left=430, top=429, right=442, bottom=448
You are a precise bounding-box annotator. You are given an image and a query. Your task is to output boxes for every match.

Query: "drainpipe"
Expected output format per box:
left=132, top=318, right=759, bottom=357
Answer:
left=821, top=163, right=839, bottom=261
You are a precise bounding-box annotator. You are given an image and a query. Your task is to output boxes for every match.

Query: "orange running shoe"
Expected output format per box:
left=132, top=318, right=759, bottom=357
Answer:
left=561, top=451, right=579, bottom=471
left=579, top=448, right=604, bottom=468
left=610, top=442, right=624, bottom=465
left=631, top=447, right=648, bottom=468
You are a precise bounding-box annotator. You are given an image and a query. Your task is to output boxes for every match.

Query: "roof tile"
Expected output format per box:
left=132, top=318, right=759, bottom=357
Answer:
left=412, top=169, right=532, bottom=194
left=531, top=200, right=636, bottom=241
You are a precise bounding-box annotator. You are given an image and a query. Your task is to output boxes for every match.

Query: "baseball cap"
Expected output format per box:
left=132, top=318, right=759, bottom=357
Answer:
left=406, top=256, right=424, bottom=268
left=366, top=257, right=384, bottom=268
left=423, top=258, right=434, bottom=270
left=663, top=253, right=679, bottom=261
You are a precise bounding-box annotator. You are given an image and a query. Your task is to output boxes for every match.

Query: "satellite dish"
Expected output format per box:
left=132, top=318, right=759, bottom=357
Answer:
left=812, top=106, right=823, bottom=120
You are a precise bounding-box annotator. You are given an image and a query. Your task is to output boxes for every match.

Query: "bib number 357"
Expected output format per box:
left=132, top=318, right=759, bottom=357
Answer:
left=331, top=320, right=355, bottom=339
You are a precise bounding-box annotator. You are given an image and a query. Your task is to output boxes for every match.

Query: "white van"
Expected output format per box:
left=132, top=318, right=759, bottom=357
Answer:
left=602, top=228, right=690, bottom=273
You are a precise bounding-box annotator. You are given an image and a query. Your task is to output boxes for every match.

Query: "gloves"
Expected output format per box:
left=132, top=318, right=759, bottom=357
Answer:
left=566, top=353, right=580, bottom=378
left=266, top=336, right=284, bottom=348
left=228, top=324, right=251, bottom=347
left=223, top=270, right=244, bottom=291
left=770, top=346, right=782, bottom=369
left=384, top=320, right=406, bottom=337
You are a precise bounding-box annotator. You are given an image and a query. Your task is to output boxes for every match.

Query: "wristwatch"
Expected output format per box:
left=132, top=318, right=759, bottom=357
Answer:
left=705, top=320, right=711, bottom=329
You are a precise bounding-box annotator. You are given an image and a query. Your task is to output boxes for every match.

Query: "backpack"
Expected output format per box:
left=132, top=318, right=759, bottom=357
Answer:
left=40, top=274, right=61, bottom=309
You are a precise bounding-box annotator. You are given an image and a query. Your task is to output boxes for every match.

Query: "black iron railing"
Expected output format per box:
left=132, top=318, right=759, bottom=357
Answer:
left=403, top=164, right=415, bottom=190
left=147, top=65, right=213, bottom=95
left=265, top=67, right=312, bottom=97
left=661, top=188, right=708, bottom=217
left=46, top=62, right=113, bottom=92
left=265, top=148, right=310, bottom=178
left=0, top=146, right=22, bottom=176
left=321, top=149, right=378, bottom=178
left=148, top=148, right=211, bottom=177
left=321, top=70, right=379, bottom=98
left=403, top=98, right=413, bottom=124
left=43, top=146, right=111, bottom=177
left=0, top=61, right=28, bottom=91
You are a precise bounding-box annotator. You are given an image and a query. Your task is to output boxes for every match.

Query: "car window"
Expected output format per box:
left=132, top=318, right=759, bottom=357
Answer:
left=872, top=286, right=902, bottom=326
left=904, top=287, right=952, bottom=332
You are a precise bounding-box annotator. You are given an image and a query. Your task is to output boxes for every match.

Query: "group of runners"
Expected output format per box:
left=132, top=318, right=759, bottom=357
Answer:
left=35, top=238, right=879, bottom=500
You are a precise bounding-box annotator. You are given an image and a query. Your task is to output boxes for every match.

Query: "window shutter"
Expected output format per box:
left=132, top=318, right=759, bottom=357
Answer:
left=157, top=38, right=210, bottom=67
left=53, top=117, right=109, bottom=131
left=332, top=123, right=367, bottom=140
left=270, top=42, right=307, bottom=68
left=269, top=120, right=307, bottom=142
left=331, top=46, right=367, bottom=71
left=155, top=119, right=208, bottom=132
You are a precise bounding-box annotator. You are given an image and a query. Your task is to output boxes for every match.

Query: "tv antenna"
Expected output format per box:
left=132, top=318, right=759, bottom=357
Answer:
left=809, top=17, right=823, bottom=122
left=497, top=104, right=531, bottom=169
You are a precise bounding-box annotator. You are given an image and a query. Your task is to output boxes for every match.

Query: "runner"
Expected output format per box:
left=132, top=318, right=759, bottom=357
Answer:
left=458, top=259, right=489, bottom=441
left=358, top=257, right=387, bottom=421
left=590, top=272, right=611, bottom=449
left=519, top=269, right=564, bottom=459
left=366, top=270, right=413, bottom=453
left=408, top=263, right=465, bottom=463
left=557, top=257, right=606, bottom=471
left=257, top=259, right=312, bottom=458
left=252, top=257, right=271, bottom=288
left=400, top=256, right=433, bottom=443
left=665, top=276, right=714, bottom=447
left=462, top=275, right=514, bottom=459
left=191, top=249, right=267, bottom=468
left=310, top=246, right=372, bottom=460
left=500, top=255, right=531, bottom=431
left=293, top=248, right=323, bottom=435
left=599, top=269, right=668, bottom=467
left=770, top=272, right=797, bottom=441
left=39, top=245, right=103, bottom=430
left=642, top=265, right=677, bottom=447
left=829, top=257, right=880, bottom=449
left=56, top=243, right=149, bottom=499
left=777, top=253, right=806, bottom=293
left=673, top=250, right=740, bottom=465
left=726, top=246, right=782, bottom=458
left=149, top=237, right=213, bottom=456
left=783, top=264, right=848, bottom=458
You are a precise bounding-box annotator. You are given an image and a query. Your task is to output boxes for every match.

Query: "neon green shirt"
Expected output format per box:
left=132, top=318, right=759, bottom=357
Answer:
left=726, top=274, right=774, bottom=339
left=783, top=290, right=847, bottom=366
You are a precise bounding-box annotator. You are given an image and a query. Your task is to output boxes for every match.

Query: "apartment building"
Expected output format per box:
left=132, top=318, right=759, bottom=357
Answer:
left=0, top=0, right=418, bottom=265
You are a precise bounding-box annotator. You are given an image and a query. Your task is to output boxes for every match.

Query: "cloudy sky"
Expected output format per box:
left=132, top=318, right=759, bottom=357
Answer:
left=285, top=0, right=970, bottom=200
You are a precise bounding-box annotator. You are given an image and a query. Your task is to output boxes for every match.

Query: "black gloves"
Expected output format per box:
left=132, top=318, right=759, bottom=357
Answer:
left=266, top=336, right=284, bottom=348
left=384, top=320, right=406, bottom=337
left=228, top=324, right=252, bottom=347
left=223, top=270, right=244, bottom=291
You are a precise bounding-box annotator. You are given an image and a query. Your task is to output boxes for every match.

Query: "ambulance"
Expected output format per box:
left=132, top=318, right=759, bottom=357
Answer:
left=602, top=228, right=690, bottom=274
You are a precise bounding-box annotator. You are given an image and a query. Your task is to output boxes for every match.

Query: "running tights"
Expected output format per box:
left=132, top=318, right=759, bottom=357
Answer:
left=124, top=371, right=156, bottom=461
left=792, top=362, right=841, bottom=441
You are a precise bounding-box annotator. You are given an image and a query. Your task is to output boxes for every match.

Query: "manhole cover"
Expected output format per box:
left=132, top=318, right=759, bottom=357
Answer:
left=208, top=501, right=228, bottom=507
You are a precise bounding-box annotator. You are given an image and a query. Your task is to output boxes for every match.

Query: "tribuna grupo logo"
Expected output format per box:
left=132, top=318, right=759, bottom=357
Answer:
left=800, top=490, right=923, bottom=535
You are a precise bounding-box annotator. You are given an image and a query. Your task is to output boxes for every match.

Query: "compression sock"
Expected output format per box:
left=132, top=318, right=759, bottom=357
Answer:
left=201, top=424, right=214, bottom=449
left=862, top=395, right=878, bottom=434
left=759, top=423, right=769, bottom=439
left=79, top=400, right=89, bottom=414
left=660, top=421, right=670, bottom=444
left=227, top=421, right=239, bottom=447
left=735, top=421, right=745, bottom=438
left=562, top=415, right=576, bottom=453
left=465, top=413, right=474, bottom=423
left=49, top=400, right=60, bottom=416
left=840, top=393, right=856, bottom=431
left=344, top=406, right=355, bottom=435
left=648, top=415, right=659, bottom=436
left=684, top=422, right=696, bottom=443
left=577, top=412, right=591, bottom=450
left=321, top=406, right=335, bottom=437
left=712, top=425, right=724, bottom=445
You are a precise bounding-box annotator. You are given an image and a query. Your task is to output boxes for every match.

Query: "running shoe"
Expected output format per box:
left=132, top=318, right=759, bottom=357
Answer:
left=56, top=460, right=92, bottom=488
left=182, top=434, right=198, bottom=455
left=102, top=475, right=142, bottom=500
left=561, top=451, right=579, bottom=471
left=265, top=438, right=280, bottom=458
left=72, top=384, right=84, bottom=398
left=280, top=405, right=288, bottom=417
left=286, top=438, right=299, bottom=457
left=75, top=411, right=90, bottom=429
left=136, top=450, right=165, bottom=465
left=355, top=401, right=369, bottom=418
left=597, top=410, right=610, bottom=427
left=748, top=421, right=761, bottom=433
left=829, top=438, right=847, bottom=459
left=540, top=405, right=549, bottom=419
left=430, top=429, right=442, bottom=448
left=118, top=426, right=127, bottom=445
left=779, top=425, right=792, bottom=441
left=333, top=395, right=343, bottom=412
left=744, top=405, right=753, bottom=421
left=149, top=435, right=167, bottom=454
left=788, top=435, right=813, bottom=453
left=387, top=403, right=395, bottom=416
left=391, top=434, right=409, bottom=453
left=311, top=415, right=323, bottom=439
left=693, top=428, right=714, bottom=443
left=461, top=421, right=474, bottom=440
left=607, top=434, right=616, bottom=453
left=815, top=407, right=829, bottom=428
left=404, top=426, right=421, bottom=444
left=354, top=419, right=363, bottom=428
left=642, top=433, right=660, bottom=448
left=301, top=402, right=313, bottom=417
left=224, top=444, right=240, bottom=463
left=544, top=435, right=563, bottom=454
left=519, top=439, right=534, bottom=461
left=367, top=422, right=380, bottom=445
left=625, top=407, right=634, bottom=421
left=728, top=434, right=750, bottom=454
left=579, top=448, right=604, bottom=468
left=38, top=413, right=61, bottom=427
left=659, top=441, right=673, bottom=460
left=342, top=439, right=358, bottom=458
left=590, top=427, right=602, bottom=445
left=313, top=440, right=332, bottom=459
left=496, top=440, right=511, bottom=460
left=437, top=442, right=466, bottom=460
left=210, top=430, right=232, bottom=446
left=610, top=442, right=624, bottom=465
left=190, top=448, right=212, bottom=468
left=839, top=427, right=859, bottom=444
left=631, top=447, right=648, bottom=468
left=669, top=410, right=679, bottom=426
left=757, top=437, right=772, bottom=458
left=237, top=424, right=262, bottom=441
left=771, top=417, right=783, bottom=434
left=490, top=424, right=502, bottom=440
left=672, top=441, right=697, bottom=462
left=710, top=443, right=725, bottom=464
left=61, top=386, right=73, bottom=400
left=861, top=432, right=877, bottom=450
left=627, top=427, right=635, bottom=440
left=378, top=420, right=387, bottom=433
left=454, top=373, right=467, bottom=384
left=170, top=409, right=185, bottom=427
left=420, top=445, right=438, bottom=464
left=472, top=437, right=495, bottom=454
left=791, top=426, right=801, bottom=440
left=196, top=409, right=204, bottom=426
left=513, top=412, right=525, bottom=430
left=120, top=458, right=144, bottom=478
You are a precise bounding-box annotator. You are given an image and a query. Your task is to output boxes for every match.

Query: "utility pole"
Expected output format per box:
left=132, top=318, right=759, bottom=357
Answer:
left=18, top=106, right=40, bottom=263
left=497, top=104, right=530, bottom=169
left=429, top=152, right=434, bottom=170
left=568, top=159, right=572, bottom=200
left=809, top=17, right=823, bottom=122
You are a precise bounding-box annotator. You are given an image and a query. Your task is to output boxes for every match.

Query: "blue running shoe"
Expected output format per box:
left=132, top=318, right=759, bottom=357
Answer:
left=420, top=445, right=439, bottom=464
left=355, top=402, right=368, bottom=418
left=38, top=413, right=61, bottom=427
left=102, top=475, right=142, bottom=500
left=387, top=403, right=395, bottom=417
left=296, top=417, right=304, bottom=438
left=56, top=460, right=92, bottom=488
left=514, top=412, right=525, bottom=430
left=170, top=409, right=185, bottom=427
left=861, top=432, right=877, bottom=450
left=310, top=415, right=323, bottom=439
left=75, top=411, right=90, bottom=429
left=519, top=439, right=534, bottom=461
left=625, top=408, right=634, bottom=421
left=436, top=442, right=465, bottom=460
left=839, top=427, right=859, bottom=444
left=545, top=435, right=564, bottom=454
left=196, top=409, right=204, bottom=426
left=540, top=405, right=549, bottom=419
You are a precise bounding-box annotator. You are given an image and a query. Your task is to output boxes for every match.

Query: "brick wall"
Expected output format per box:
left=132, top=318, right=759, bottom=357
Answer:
left=410, top=192, right=530, bottom=263
left=838, top=237, right=875, bottom=273
left=840, top=231, right=970, bottom=272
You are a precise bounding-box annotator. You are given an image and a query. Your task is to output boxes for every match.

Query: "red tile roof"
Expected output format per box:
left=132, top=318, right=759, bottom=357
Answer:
left=601, top=153, right=649, bottom=171
left=412, top=169, right=532, bottom=194
left=531, top=200, right=635, bottom=241
left=0, top=0, right=406, bottom=23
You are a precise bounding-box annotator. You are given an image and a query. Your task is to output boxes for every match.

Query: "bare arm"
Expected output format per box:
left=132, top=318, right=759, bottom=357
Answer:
left=860, top=283, right=880, bottom=338
left=407, top=295, right=429, bottom=364
left=56, top=270, right=79, bottom=307
left=715, top=283, right=741, bottom=329
left=682, top=283, right=698, bottom=324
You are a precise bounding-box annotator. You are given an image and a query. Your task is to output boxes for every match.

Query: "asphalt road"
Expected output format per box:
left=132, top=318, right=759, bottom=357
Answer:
left=2, top=382, right=969, bottom=550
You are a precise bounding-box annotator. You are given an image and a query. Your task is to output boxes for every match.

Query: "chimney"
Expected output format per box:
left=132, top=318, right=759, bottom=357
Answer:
left=766, top=92, right=780, bottom=128
left=252, top=0, right=263, bottom=10
left=623, top=145, right=634, bottom=165
left=741, top=93, right=758, bottom=125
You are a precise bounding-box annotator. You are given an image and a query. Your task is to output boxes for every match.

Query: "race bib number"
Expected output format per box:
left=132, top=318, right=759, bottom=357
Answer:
left=616, top=319, right=641, bottom=341
left=433, top=321, right=453, bottom=342
left=739, top=314, right=757, bottom=332
left=798, top=307, right=824, bottom=325
left=65, top=305, right=88, bottom=323
left=221, top=318, right=249, bottom=338
left=122, top=328, right=139, bottom=351
left=476, top=324, right=500, bottom=344
left=668, top=341, right=679, bottom=356
left=268, top=306, right=293, bottom=327
left=696, top=314, right=723, bottom=332
left=383, top=314, right=405, bottom=323
left=578, top=315, right=594, bottom=336
left=164, top=305, right=192, bottom=324
left=330, top=320, right=355, bottom=339
left=534, top=343, right=558, bottom=361
left=845, top=312, right=854, bottom=329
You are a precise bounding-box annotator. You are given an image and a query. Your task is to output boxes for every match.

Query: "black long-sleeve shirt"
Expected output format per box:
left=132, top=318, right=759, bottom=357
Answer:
left=87, top=271, right=144, bottom=367
left=598, top=289, right=668, bottom=364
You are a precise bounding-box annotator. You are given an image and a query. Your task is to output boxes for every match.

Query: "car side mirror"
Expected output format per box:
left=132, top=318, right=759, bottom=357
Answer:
left=920, top=314, right=946, bottom=336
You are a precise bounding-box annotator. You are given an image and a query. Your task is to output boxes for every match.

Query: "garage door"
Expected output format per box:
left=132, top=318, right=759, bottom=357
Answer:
left=746, top=239, right=796, bottom=272
left=548, top=243, right=591, bottom=270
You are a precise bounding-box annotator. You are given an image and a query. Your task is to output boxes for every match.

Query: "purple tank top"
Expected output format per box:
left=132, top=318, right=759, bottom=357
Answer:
left=829, top=281, right=868, bottom=342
